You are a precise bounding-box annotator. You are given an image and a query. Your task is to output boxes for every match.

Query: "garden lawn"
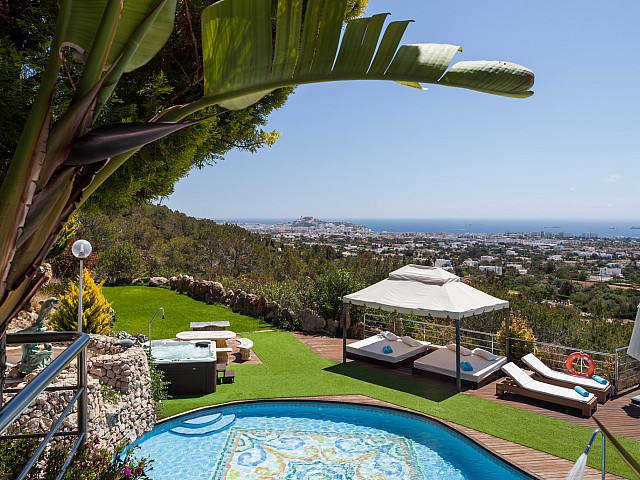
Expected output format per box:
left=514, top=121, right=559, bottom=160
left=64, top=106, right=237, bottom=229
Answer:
left=162, top=331, right=640, bottom=479
left=104, top=286, right=269, bottom=339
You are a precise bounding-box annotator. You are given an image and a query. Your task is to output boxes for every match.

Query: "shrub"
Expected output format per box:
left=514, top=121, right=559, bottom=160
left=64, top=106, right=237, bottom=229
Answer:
left=46, top=215, right=78, bottom=260
left=50, top=239, right=98, bottom=282
left=0, top=426, right=39, bottom=478
left=310, top=269, right=364, bottom=321
left=100, top=384, right=120, bottom=404
left=99, top=242, right=143, bottom=285
left=144, top=346, right=171, bottom=405
left=50, top=268, right=113, bottom=333
left=51, top=437, right=152, bottom=480
left=497, top=310, right=536, bottom=360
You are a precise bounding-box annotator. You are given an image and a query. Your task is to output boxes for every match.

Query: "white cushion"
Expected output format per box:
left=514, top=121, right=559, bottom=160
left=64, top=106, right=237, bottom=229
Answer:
left=400, top=335, right=421, bottom=347
left=382, top=331, right=398, bottom=341
left=446, top=343, right=472, bottom=356
left=472, top=348, right=498, bottom=361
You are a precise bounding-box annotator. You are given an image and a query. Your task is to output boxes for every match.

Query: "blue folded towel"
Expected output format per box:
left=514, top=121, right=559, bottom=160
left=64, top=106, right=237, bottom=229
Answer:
left=382, top=345, right=393, bottom=354
left=591, top=375, right=607, bottom=385
left=460, top=361, right=474, bottom=372
left=574, top=386, right=589, bottom=397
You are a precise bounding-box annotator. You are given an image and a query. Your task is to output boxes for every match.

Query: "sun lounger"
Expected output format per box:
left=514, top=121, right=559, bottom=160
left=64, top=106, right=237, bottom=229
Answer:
left=346, top=332, right=430, bottom=367
left=521, top=353, right=612, bottom=403
left=496, top=362, right=597, bottom=418
left=412, top=345, right=507, bottom=388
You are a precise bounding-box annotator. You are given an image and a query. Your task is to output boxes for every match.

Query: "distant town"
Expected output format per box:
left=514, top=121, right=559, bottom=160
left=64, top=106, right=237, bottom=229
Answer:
left=238, top=216, right=640, bottom=285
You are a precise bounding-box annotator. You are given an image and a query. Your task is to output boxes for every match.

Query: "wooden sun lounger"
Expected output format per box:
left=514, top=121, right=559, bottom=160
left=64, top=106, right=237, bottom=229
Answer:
left=529, top=373, right=612, bottom=404
left=496, top=363, right=597, bottom=418
left=521, top=353, right=612, bottom=404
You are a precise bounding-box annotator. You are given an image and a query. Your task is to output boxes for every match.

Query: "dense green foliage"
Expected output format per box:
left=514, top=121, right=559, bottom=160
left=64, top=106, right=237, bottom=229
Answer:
left=0, top=0, right=368, bottom=206
left=471, top=276, right=634, bottom=352
left=46, top=215, right=77, bottom=260
left=160, top=330, right=639, bottom=479
left=51, top=269, right=113, bottom=333
left=85, top=205, right=636, bottom=350
left=143, top=346, right=171, bottom=405
left=0, top=430, right=151, bottom=479
left=497, top=312, right=536, bottom=359
left=80, top=205, right=404, bottom=320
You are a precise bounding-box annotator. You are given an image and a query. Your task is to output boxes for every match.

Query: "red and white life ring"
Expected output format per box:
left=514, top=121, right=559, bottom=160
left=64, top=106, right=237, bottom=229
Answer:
left=565, top=351, right=595, bottom=377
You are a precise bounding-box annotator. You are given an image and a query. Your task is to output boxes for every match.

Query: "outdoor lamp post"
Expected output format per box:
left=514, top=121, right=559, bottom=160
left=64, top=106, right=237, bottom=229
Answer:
left=71, top=240, right=92, bottom=333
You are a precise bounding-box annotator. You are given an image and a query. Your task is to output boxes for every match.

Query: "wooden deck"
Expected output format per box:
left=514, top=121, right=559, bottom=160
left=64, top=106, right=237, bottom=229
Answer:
left=293, top=333, right=637, bottom=480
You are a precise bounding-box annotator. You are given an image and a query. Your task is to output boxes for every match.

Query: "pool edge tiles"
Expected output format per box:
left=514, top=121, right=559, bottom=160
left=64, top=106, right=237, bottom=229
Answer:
left=131, top=400, right=536, bottom=480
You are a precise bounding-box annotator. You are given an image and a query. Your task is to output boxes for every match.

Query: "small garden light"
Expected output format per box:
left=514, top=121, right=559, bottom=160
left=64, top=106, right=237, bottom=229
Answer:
left=72, top=239, right=92, bottom=332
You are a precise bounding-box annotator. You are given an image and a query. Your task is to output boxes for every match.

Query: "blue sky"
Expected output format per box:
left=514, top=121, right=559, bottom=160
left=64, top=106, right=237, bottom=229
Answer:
left=163, top=0, right=640, bottom=221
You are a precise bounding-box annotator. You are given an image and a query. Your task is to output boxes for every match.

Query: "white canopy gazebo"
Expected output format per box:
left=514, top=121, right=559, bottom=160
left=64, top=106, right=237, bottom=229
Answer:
left=342, top=264, right=510, bottom=391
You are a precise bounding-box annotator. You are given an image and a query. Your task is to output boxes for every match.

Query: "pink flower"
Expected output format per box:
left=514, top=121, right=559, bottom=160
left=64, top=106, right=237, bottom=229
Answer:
left=123, top=467, right=132, bottom=478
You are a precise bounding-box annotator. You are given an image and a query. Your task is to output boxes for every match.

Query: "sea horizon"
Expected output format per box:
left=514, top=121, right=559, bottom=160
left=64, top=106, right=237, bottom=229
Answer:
left=211, top=217, right=640, bottom=238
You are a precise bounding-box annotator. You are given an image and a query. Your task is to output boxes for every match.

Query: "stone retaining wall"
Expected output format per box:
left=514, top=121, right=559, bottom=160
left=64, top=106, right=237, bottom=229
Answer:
left=10, top=335, right=155, bottom=450
left=166, top=274, right=345, bottom=335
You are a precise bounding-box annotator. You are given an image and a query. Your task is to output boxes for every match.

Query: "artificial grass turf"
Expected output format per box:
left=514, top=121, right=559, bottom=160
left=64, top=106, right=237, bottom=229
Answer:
left=104, top=285, right=270, bottom=339
left=161, top=331, right=640, bottom=479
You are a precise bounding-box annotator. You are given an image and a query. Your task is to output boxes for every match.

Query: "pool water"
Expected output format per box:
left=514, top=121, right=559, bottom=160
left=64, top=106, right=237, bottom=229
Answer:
left=129, top=401, right=533, bottom=479
left=148, top=340, right=214, bottom=361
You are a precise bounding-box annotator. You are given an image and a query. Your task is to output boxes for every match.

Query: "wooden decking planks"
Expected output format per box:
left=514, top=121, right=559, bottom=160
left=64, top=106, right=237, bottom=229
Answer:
left=292, top=333, right=634, bottom=480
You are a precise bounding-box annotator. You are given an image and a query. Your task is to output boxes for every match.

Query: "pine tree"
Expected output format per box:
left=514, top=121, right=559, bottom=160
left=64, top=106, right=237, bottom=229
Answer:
left=50, top=269, right=113, bottom=334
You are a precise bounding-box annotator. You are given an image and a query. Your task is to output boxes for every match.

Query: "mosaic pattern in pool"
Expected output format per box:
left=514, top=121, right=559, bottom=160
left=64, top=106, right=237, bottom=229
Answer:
left=129, top=401, right=534, bottom=480
left=212, top=427, right=423, bottom=479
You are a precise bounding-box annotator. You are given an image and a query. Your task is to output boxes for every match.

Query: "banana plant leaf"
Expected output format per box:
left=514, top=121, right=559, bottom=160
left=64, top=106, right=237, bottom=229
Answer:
left=199, top=0, right=534, bottom=111
left=65, top=121, right=201, bottom=166
left=65, top=0, right=178, bottom=73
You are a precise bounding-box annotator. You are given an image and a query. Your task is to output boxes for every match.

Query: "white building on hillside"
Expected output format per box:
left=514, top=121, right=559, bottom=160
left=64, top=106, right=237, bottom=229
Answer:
left=479, top=265, right=503, bottom=275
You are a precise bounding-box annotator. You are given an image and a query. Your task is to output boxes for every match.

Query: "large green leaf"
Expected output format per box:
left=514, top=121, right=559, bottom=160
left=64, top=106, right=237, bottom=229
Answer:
left=199, top=0, right=534, bottom=111
left=64, top=0, right=177, bottom=73
left=65, top=121, right=200, bottom=165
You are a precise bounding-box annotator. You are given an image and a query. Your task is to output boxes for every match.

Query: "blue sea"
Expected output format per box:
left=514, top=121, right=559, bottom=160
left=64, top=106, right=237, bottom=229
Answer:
left=216, top=218, right=640, bottom=238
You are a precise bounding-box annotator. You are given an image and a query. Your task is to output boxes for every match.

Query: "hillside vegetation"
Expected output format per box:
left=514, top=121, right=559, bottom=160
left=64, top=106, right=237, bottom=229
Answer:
left=74, top=204, right=634, bottom=352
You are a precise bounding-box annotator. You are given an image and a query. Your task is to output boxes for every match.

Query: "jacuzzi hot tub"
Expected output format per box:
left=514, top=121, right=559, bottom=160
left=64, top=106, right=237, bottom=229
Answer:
left=148, top=340, right=217, bottom=396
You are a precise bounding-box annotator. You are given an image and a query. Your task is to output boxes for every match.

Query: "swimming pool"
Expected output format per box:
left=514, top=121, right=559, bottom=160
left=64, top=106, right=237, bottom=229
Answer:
left=129, top=400, right=534, bottom=479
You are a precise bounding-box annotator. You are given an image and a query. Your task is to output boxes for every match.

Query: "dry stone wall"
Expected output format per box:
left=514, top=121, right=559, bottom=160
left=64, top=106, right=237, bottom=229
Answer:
left=10, top=335, right=155, bottom=451
left=167, top=274, right=341, bottom=335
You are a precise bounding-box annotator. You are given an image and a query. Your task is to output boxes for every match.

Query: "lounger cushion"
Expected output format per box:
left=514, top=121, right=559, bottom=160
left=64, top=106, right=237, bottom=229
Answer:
left=382, top=331, right=398, bottom=341
left=346, top=335, right=429, bottom=364
left=501, top=362, right=595, bottom=403
left=521, top=353, right=610, bottom=391
left=400, top=335, right=422, bottom=347
left=446, top=343, right=472, bottom=356
left=414, top=347, right=507, bottom=383
left=472, top=348, right=498, bottom=361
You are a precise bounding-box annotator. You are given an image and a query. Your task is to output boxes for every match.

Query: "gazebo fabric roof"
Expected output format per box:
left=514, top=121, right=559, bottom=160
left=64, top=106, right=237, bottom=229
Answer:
left=343, top=265, right=509, bottom=320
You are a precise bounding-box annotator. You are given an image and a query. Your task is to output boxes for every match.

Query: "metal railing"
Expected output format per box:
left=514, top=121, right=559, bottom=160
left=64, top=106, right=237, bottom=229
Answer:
left=0, top=331, right=89, bottom=480
left=362, top=313, right=640, bottom=395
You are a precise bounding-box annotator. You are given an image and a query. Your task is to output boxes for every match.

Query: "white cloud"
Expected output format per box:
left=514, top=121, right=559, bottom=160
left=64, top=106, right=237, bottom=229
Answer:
left=607, top=174, right=622, bottom=183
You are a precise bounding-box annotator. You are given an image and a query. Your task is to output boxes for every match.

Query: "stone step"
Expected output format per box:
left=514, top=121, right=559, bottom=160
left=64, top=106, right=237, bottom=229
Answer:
left=180, top=413, right=222, bottom=428
left=169, top=414, right=236, bottom=436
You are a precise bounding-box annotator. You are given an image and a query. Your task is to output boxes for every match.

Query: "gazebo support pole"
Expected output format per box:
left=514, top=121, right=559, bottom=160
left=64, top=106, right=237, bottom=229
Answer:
left=342, top=303, right=349, bottom=364
left=504, top=309, right=511, bottom=362
left=455, top=317, right=462, bottom=392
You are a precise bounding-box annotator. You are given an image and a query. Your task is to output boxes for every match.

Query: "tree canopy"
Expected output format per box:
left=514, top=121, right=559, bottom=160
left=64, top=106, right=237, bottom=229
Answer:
left=0, top=0, right=533, bottom=333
